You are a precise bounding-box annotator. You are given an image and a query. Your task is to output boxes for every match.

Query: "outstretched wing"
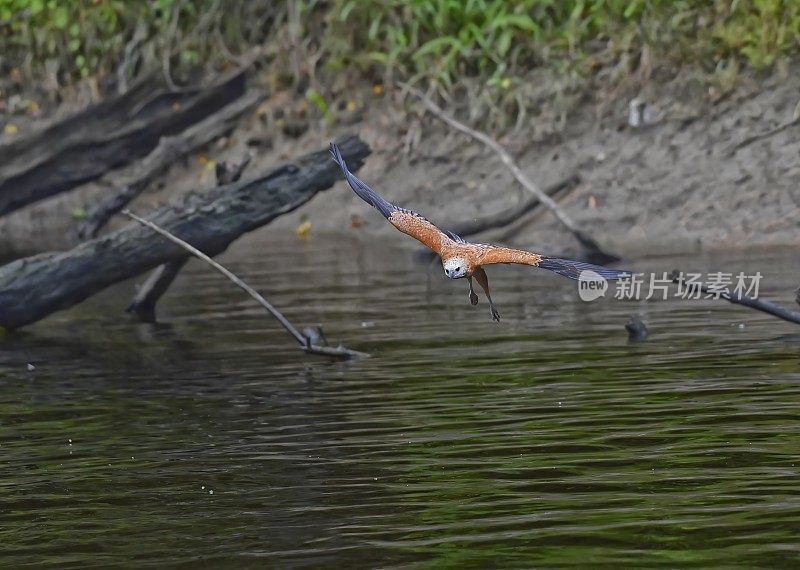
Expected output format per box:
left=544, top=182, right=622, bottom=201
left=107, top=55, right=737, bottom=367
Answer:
left=330, top=142, right=453, bottom=254
left=477, top=245, right=630, bottom=281
left=477, top=246, right=544, bottom=268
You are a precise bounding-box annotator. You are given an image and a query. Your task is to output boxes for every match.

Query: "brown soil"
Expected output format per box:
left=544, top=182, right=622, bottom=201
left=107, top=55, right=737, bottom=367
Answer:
left=1, top=69, right=798, bottom=261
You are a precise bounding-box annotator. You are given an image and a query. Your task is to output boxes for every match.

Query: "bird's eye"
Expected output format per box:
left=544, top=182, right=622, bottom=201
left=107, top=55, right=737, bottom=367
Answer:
left=456, top=266, right=461, bottom=272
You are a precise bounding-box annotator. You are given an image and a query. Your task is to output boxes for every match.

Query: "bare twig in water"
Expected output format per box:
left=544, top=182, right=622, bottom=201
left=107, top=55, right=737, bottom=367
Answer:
left=123, top=210, right=368, bottom=359
left=671, top=270, right=800, bottom=325
left=400, top=82, right=619, bottom=264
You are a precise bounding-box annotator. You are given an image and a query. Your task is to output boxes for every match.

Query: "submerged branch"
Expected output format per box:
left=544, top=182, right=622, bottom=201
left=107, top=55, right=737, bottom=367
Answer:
left=671, top=270, right=800, bottom=325
left=126, top=258, right=188, bottom=323
left=401, top=83, right=619, bottom=264
left=123, top=211, right=367, bottom=359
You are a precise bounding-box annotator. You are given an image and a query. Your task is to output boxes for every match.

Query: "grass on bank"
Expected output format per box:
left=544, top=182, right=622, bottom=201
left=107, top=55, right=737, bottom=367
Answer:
left=1, top=0, right=798, bottom=124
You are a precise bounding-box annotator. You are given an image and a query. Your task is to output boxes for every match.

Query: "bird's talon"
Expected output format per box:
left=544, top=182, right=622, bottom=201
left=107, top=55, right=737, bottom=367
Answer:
left=491, top=307, right=501, bottom=322
left=469, top=291, right=479, bottom=306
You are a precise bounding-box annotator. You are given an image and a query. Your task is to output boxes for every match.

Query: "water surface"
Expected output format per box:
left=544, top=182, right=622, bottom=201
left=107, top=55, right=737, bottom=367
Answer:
left=1, top=236, right=799, bottom=567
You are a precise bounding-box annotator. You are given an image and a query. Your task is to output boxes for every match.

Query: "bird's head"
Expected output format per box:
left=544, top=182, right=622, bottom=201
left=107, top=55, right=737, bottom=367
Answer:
left=443, top=257, right=468, bottom=279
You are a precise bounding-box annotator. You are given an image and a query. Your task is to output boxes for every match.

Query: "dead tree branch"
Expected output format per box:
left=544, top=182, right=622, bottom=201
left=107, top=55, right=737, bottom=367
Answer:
left=123, top=211, right=366, bottom=359
left=126, top=154, right=253, bottom=322
left=77, top=89, right=264, bottom=239
left=126, top=258, right=189, bottom=323
left=726, top=117, right=799, bottom=157
left=0, top=70, right=247, bottom=217
left=0, top=136, right=370, bottom=331
left=401, top=82, right=619, bottom=264
left=215, top=155, right=252, bottom=184
left=671, top=270, right=800, bottom=325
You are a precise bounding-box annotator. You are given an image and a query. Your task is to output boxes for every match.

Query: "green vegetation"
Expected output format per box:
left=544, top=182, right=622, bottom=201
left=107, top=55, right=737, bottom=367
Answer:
left=327, top=0, right=799, bottom=85
left=0, top=0, right=280, bottom=80
left=1, top=1, right=798, bottom=118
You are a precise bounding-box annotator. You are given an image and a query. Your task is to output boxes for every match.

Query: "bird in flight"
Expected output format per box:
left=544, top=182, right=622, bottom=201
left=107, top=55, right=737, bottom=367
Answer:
left=330, top=142, right=629, bottom=321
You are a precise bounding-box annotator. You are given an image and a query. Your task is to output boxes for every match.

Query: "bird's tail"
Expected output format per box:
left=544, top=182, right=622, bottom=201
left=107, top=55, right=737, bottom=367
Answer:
left=538, top=256, right=631, bottom=281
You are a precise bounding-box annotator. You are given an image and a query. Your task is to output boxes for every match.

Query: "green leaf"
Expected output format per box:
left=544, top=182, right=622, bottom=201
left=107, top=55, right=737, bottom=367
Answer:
left=29, top=0, right=44, bottom=16
left=305, top=88, right=334, bottom=126
left=339, top=0, right=356, bottom=21
left=52, top=6, right=69, bottom=29
left=494, top=14, right=539, bottom=34
left=367, top=15, right=382, bottom=40
left=414, top=36, right=458, bottom=59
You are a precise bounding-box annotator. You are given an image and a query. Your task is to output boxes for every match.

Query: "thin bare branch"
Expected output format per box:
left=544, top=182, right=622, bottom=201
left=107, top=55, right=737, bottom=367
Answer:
left=400, top=82, right=619, bottom=263
left=726, top=118, right=799, bottom=157
left=123, top=210, right=367, bottom=359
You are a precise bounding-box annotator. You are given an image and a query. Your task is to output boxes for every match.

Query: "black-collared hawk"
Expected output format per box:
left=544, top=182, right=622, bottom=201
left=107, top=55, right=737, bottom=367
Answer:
left=330, top=142, right=628, bottom=321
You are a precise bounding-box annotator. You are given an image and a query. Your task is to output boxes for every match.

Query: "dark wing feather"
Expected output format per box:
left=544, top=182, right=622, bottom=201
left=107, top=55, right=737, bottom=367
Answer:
left=329, top=142, right=454, bottom=254
left=329, top=142, right=396, bottom=218
left=538, top=256, right=631, bottom=281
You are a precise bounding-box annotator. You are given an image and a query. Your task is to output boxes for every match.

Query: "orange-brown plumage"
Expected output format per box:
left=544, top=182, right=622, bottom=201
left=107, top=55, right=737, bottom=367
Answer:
left=477, top=246, right=542, bottom=267
left=387, top=211, right=448, bottom=254
left=330, top=142, right=628, bottom=321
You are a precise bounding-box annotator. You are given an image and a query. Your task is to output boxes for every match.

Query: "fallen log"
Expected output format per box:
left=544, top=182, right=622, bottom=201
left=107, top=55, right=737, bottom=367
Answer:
left=0, top=135, right=370, bottom=331
left=77, top=88, right=264, bottom=239
left=0, top=70, right=246, bottom=216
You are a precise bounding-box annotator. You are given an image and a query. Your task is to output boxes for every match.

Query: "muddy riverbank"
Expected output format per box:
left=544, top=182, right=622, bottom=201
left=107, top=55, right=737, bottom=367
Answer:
left=0, top=69, right=797, bottom=260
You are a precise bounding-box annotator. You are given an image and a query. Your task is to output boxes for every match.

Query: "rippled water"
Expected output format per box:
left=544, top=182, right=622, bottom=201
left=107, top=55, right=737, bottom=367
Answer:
left=1, top=235, right=799, bottom=567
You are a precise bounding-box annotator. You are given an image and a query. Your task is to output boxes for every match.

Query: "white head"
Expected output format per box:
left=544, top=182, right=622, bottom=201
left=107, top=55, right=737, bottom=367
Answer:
left=443, top=257, right=468, bottom=279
